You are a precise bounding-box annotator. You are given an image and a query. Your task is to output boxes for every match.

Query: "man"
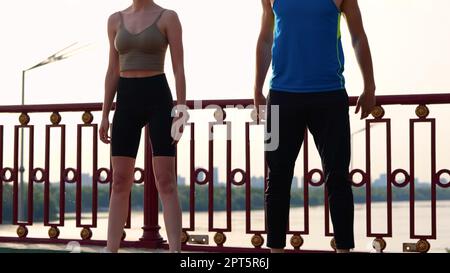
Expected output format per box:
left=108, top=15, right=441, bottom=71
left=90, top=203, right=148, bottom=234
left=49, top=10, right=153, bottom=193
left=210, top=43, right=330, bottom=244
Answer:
left=254, top=0, right=376, bottom=253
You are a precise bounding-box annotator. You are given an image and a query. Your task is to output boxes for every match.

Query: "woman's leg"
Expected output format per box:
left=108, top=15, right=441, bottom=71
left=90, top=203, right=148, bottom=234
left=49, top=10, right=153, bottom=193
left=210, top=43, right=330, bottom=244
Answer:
left=106, top=156, right=136, bottom=252
left=153, top=156, right=182, bottom=252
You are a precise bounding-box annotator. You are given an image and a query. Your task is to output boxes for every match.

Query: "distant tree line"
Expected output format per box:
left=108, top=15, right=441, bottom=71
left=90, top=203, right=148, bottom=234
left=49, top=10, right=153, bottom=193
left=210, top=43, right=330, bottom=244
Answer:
left=1, top=184, right=449, bottom=223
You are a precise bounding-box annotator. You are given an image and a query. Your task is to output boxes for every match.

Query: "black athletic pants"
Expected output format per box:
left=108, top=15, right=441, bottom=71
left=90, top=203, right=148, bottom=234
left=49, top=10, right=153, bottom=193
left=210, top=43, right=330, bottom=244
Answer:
left=265, top=89, right=355, bottom=250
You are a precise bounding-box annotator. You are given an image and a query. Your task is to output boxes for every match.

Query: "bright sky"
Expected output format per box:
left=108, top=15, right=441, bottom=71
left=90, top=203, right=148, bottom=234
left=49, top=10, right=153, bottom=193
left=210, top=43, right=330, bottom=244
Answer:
left=0, top=0, right=449, bottom=105
left=0, top=0, right=449, bottom=184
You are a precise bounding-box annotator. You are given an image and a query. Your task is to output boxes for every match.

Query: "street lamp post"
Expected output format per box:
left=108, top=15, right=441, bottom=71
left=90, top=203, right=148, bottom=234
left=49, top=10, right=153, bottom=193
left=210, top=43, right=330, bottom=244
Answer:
left=18, top=43, right=88, bottom=221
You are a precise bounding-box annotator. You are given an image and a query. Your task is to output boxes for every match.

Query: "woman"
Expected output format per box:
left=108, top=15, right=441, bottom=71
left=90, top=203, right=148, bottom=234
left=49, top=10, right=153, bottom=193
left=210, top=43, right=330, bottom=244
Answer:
left=99, top=0, right=186, bottom=253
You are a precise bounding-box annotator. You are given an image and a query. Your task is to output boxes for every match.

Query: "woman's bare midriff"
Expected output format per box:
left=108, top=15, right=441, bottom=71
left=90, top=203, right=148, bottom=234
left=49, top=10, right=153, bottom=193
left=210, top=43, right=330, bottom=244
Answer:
left=120, top=70, right=164, bottom=78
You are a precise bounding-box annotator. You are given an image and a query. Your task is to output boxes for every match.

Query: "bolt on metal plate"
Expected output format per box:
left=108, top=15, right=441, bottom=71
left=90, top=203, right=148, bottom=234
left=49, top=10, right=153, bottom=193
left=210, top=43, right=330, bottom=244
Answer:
left=188, top=235, right=209, bottom=245
left=403, top=243, right=418, bottom=252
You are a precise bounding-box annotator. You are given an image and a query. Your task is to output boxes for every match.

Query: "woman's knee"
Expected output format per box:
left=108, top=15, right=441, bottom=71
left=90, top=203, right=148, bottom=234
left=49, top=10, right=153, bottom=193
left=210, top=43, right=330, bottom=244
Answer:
left=112, top=170, right=133, bottom=195
left=155, top=170, right=177, bottom=195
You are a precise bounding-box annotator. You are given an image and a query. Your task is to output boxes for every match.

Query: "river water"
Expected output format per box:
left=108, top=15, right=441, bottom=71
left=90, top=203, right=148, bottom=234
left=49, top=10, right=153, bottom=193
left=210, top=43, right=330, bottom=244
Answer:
left=0, top=201, right=449, bottom=253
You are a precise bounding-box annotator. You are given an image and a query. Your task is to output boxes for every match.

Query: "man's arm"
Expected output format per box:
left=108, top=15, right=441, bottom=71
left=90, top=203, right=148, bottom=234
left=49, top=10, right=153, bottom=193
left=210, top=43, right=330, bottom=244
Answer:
left=342, top=0, right=376, bottom=119
left=254, top=0, right=274, bottom=113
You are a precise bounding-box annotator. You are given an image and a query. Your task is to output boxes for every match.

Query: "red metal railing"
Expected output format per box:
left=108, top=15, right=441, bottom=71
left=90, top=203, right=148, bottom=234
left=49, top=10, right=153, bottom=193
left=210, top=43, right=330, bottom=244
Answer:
left=0, top=94, right=449, bottom=253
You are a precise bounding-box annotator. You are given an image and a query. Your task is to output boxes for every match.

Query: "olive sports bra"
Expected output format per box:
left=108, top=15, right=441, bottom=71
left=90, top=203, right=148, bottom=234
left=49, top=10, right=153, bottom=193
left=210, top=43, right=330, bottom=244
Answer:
left=114, top=10, right=168, bottom=72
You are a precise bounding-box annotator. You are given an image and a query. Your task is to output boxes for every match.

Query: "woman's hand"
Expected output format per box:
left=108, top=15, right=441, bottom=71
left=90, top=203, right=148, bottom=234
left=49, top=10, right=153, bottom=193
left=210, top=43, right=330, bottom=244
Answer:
left=99, top=118, right=111, bottom=144
left=171, top=115, right=185, bottom=145
left=171, top=103, right=189, bottom=145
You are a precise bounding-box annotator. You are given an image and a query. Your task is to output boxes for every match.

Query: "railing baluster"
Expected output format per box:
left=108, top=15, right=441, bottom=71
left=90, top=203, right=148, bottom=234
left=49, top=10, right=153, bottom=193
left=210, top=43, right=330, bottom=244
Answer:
left=208, top=124, right=214, bottom=232
left=208, top=110, right=232, bottom=235
left=139, top=125, right=163, bottom=247
left=225, top=122, right=232, bottom=234
left=92, top=121, right=98, bottom=228
left=407, top=105, right=435, bottom=252
left=302, top=130, right=309, bottom=241
left=0, top=125, right=3, bottom=224
left=76, top=111, right=97, bottom=240
left=27, top=125, right=34, bottom=226
left=244, top=122, right=251, bottom=234
left=364, top=107, right=391, bottom=251
left=44, top=115, right=66, bottom=238
left=188, top=123, right=195, bottom=232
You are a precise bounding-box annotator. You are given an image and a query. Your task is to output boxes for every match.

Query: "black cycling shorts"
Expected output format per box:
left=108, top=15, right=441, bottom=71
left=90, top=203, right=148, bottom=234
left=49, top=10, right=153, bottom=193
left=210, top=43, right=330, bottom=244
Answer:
left=111, top=74, right=176, bottom=158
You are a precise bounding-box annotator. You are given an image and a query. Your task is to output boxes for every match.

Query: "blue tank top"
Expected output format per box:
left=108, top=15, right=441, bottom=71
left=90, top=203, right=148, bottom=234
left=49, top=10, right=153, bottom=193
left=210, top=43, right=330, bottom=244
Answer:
left=270, top=0, right=345, bottom=93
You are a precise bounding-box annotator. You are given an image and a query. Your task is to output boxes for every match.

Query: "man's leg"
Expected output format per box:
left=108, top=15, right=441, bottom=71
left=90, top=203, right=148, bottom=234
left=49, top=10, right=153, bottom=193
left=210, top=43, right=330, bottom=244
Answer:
left=307, top=90, right=355, bottom=252
left=265, top=90, right=307, bottom=252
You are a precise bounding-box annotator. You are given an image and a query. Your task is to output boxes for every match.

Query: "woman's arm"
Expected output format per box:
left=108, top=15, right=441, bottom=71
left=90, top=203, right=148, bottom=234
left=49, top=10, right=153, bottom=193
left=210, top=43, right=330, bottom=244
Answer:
left=165, top=10, right=186, bottom=106
left=164, top=10, right=186, bottom=143
left=100, top=13, right=120, bottom=144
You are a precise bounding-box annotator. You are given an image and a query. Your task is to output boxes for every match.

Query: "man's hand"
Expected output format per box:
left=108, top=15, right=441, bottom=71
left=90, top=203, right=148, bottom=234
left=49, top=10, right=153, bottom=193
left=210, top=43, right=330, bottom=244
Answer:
left=254, top=91, right=267, bottom=119
left=355, top=90, right=376, bottom=120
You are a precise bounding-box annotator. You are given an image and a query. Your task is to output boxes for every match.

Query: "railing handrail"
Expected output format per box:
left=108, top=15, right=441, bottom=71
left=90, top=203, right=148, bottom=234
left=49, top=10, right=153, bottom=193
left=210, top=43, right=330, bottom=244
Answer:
left=1, top=93, right=450, bottom=113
